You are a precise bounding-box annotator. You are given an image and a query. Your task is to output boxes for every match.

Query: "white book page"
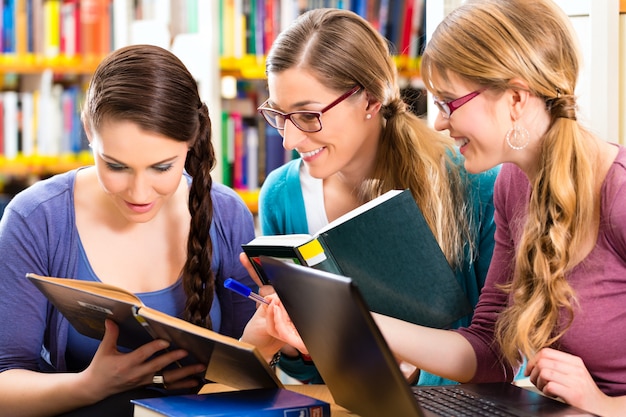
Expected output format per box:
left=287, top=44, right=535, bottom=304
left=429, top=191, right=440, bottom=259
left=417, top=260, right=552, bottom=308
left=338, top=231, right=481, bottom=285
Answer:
left=316, top=189, right=405, bottom=235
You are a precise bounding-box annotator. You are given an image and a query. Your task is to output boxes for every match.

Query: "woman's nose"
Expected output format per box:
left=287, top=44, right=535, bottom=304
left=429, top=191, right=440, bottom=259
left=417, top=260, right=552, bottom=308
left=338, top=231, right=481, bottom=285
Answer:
left=281, top=120, right=308, bottom=151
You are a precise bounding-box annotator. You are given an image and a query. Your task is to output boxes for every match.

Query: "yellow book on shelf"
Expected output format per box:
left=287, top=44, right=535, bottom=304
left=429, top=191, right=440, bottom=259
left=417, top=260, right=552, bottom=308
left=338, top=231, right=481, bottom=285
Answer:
left=43, top=0, right=61, bottom=57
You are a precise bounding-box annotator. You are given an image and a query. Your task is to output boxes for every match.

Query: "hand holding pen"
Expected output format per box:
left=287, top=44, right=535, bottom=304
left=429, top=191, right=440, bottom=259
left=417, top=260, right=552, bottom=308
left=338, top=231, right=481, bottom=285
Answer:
left=224, top=278, right=269, bottom=305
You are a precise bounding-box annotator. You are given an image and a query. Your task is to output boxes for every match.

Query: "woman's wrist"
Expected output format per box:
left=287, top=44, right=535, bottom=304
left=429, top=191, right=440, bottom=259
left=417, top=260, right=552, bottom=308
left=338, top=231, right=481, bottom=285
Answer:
left=280, top=346, right=312, bottom=362
left=279, top=345, right=301, bottom=359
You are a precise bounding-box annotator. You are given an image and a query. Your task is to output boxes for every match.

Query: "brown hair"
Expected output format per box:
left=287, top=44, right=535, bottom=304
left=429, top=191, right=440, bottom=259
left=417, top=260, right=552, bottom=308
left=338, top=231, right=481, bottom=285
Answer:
left=267, top=8, right=474, bottom=268
left=82, top=44, right=217, bottom=328
left=422, top=0, right=595, bottom=364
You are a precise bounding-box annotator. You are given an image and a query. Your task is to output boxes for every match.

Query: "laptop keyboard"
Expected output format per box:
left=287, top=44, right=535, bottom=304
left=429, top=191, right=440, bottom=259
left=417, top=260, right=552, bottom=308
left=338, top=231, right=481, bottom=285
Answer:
left=413, top=386, right=522, bottom=417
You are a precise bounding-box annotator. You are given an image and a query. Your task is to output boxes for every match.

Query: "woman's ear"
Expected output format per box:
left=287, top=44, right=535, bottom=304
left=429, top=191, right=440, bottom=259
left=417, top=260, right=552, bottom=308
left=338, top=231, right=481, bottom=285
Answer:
left=507, top=78, right=532, bottom=120
left=364, top=92, right=382, bottom=115
left=82, top=121, right=95, bottom=149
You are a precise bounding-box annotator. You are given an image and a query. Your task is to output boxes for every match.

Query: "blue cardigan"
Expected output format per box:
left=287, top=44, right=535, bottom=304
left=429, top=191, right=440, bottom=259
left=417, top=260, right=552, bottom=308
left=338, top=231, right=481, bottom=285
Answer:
left=0, top=169, right=257, bottom=374
left=259, top=157, right=500, bottom=385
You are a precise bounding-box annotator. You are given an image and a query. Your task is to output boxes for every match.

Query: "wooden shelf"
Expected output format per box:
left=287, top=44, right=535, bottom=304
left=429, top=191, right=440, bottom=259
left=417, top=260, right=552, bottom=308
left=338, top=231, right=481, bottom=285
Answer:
left=0, top=54, right=104, bottom=75
left=219, top=54, right=421, bottom=80
left=0, top=152, right=94, bottom=177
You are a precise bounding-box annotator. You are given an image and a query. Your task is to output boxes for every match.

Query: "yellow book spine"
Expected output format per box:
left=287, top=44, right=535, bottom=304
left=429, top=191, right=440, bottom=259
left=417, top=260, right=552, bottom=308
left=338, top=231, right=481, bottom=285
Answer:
left=44, top=0, right=61, bottom=57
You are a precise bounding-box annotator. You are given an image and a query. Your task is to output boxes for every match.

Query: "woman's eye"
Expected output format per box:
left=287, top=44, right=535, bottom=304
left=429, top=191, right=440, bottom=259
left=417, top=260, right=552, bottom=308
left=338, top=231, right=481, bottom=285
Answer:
left=154, top=165, right=173, bottom=173
left=105, top=162, right=126, bottom=171
left=300, top=113, right=318, bottom=121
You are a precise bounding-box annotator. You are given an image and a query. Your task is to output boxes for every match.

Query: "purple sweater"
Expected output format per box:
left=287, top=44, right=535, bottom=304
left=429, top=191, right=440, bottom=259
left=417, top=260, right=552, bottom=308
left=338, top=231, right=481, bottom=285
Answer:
left=458, top=145, right=626, bottom=396
left=0, top=169, right=257, bottom=374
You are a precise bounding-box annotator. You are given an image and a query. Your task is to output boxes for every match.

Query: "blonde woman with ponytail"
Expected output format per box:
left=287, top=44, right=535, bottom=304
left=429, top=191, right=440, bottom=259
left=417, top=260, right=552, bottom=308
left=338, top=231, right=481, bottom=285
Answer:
left=244, top=7, right=500, bottom=387
left=244, top=0, right=626, bottom=415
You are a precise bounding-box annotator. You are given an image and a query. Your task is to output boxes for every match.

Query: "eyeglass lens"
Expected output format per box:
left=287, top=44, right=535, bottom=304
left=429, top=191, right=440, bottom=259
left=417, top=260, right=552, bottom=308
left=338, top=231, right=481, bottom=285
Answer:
left=260, top=109, right=321, bottom=132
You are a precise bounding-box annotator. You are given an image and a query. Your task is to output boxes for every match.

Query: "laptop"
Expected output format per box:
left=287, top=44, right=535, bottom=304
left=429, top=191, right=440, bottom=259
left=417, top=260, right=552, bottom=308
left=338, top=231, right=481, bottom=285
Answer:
left=260, top=256, right=597, bottom=417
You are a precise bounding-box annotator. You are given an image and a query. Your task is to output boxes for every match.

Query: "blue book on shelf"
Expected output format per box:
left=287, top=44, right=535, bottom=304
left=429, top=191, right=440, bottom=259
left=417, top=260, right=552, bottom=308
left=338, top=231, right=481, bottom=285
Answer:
left=131, top=388, right=331, bottom=417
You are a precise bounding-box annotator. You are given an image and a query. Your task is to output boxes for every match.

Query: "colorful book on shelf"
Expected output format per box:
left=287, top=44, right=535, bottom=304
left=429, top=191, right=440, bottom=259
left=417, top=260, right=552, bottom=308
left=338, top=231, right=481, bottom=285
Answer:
left=15, top=0, right=29, bottom=55
left=3, top=0, right=16, bottom=53
left=80, top=0, right=110, bottom=58
left=231, top=111, right=246, bottom=189
left=20, top=91, right=34, bottom=156
left=60, top=0, right=80, bottom=57
left=132, top=388, right=330, bottom=417
left=221, top=110, right=233, bottom=187
left=0, top=96, right=4, bottom=156
left=2, top=91, right=18, bottom=158
left=242, top=189, right=473, bottom=329
left=43, top=0, right=60, bottom=57
left=263, top=0, right=276, bottom=54
left=26, top=273, right=283, bottom=390
left=263, top=125, right=287, bottom=178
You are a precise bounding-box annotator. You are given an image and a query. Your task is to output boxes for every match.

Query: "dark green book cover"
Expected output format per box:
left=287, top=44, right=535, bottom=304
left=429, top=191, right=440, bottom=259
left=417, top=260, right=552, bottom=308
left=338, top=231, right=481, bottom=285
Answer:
left=244, top=189, right=472, bottom=329
left=313, top=189, right=472, bottom=328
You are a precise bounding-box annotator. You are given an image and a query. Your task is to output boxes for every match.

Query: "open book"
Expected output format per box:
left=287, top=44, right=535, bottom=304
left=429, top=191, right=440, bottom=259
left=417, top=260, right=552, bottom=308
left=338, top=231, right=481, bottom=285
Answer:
left=26, top=274, right=283, bottom=390
left=242, top=189, right=472, bottom=329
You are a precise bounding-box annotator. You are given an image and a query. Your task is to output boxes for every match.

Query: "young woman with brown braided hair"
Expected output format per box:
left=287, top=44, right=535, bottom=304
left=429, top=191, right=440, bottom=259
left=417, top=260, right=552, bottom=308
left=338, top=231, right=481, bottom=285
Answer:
left=0, top=44, right=257, bottom=417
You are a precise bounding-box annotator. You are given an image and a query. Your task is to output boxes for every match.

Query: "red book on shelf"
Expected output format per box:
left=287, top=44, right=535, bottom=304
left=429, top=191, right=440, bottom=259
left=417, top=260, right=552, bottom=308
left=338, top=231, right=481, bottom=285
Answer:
left=263, top=0, right=276, bottom=55
left=400, top=0, right=415, bottom=56
left=60, top=0, right=80, bottom=57
left=80, top=0, right=111, bottom=58
left=231, top=112, right=246, bottom=189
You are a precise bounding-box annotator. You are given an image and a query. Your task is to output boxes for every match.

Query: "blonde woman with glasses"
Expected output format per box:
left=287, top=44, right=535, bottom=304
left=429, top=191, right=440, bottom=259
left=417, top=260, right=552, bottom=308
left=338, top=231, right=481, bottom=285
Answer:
left=242, top=7, right=501, bottom=387
left=245, top=1, right=626, bottom=414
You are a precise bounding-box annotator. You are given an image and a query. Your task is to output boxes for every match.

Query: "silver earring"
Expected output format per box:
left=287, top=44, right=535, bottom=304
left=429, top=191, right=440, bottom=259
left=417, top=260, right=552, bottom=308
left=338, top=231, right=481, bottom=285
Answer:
left=365, top=114, right=372, bottom=120
left=505, top=123, right=530, bottom=150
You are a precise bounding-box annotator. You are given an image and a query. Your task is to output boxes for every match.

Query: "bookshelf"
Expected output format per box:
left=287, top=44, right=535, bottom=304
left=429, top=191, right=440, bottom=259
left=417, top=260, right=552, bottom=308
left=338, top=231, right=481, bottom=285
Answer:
left=0, top=1, right=425, bottom=213
left=218, top=1, right=426, bottom=195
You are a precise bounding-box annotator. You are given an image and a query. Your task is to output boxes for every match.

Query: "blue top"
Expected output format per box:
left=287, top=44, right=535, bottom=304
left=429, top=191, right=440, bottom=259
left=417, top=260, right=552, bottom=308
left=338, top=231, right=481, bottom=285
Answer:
left=65, top=239, right=222, bottom=371
left=0, top=169, right=257, bottom=374
left=259, top=156, right=500, bottom=385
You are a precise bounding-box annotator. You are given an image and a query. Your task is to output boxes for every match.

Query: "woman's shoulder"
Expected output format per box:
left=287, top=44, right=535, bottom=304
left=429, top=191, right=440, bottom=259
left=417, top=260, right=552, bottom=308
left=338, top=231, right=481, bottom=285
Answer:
left=7, top=170, right=77, bottom=218
left=211, top=182, right=252, bottom=215
left=260, top=159, right=302, bottom=203
left=263, top=159, right=301, bottom=187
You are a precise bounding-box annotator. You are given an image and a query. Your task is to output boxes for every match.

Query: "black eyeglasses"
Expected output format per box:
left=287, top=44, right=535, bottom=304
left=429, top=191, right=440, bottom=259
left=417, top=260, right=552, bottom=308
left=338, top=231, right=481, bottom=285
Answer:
left=433, top=87, right=488, bottom=119
left=257, top=85, right=362, bottom=133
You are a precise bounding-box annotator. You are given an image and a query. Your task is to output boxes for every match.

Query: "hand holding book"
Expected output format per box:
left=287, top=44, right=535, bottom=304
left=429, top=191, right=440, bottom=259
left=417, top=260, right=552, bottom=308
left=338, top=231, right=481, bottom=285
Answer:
left=26, top=273, right=283, bottom=391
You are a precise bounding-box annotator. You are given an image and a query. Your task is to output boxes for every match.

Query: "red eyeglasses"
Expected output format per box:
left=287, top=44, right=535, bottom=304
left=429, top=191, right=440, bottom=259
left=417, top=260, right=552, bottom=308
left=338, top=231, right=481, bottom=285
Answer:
left=257, top=85, right=362, bottom=133
left=433, top=87, right=488, bottom=119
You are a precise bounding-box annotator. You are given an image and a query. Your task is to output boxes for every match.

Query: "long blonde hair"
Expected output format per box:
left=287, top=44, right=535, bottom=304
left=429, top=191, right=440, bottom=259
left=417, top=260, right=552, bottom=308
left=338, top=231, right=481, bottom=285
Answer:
left=267, top=8, right=474, bottom=267
left=422, top=0, right=597, bottom=364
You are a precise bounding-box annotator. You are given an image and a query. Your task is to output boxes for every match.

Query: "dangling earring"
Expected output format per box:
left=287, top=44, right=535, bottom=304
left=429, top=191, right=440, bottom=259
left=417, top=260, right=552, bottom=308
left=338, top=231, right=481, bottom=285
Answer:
left=365, top=114, right=372, bottom=120
left=505, top=123, right=530, bottom=150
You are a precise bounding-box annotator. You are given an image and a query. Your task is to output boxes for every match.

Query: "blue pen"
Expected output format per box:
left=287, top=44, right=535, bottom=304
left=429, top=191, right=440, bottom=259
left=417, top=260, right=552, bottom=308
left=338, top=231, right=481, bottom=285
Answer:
left=224, top=278, right=269, bottom=305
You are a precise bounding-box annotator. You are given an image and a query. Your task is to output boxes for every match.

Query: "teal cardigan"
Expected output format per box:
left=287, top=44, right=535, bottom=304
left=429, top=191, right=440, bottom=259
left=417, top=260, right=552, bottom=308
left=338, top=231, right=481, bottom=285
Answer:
left=259, top=156, right=500, bottom=385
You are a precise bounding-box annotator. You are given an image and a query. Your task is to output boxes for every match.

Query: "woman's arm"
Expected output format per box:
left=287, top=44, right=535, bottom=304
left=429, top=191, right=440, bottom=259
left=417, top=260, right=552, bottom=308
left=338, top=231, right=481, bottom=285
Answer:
left=0, top=321, right=197, bottom=417
left=372, top=313, right=478, bottom=382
